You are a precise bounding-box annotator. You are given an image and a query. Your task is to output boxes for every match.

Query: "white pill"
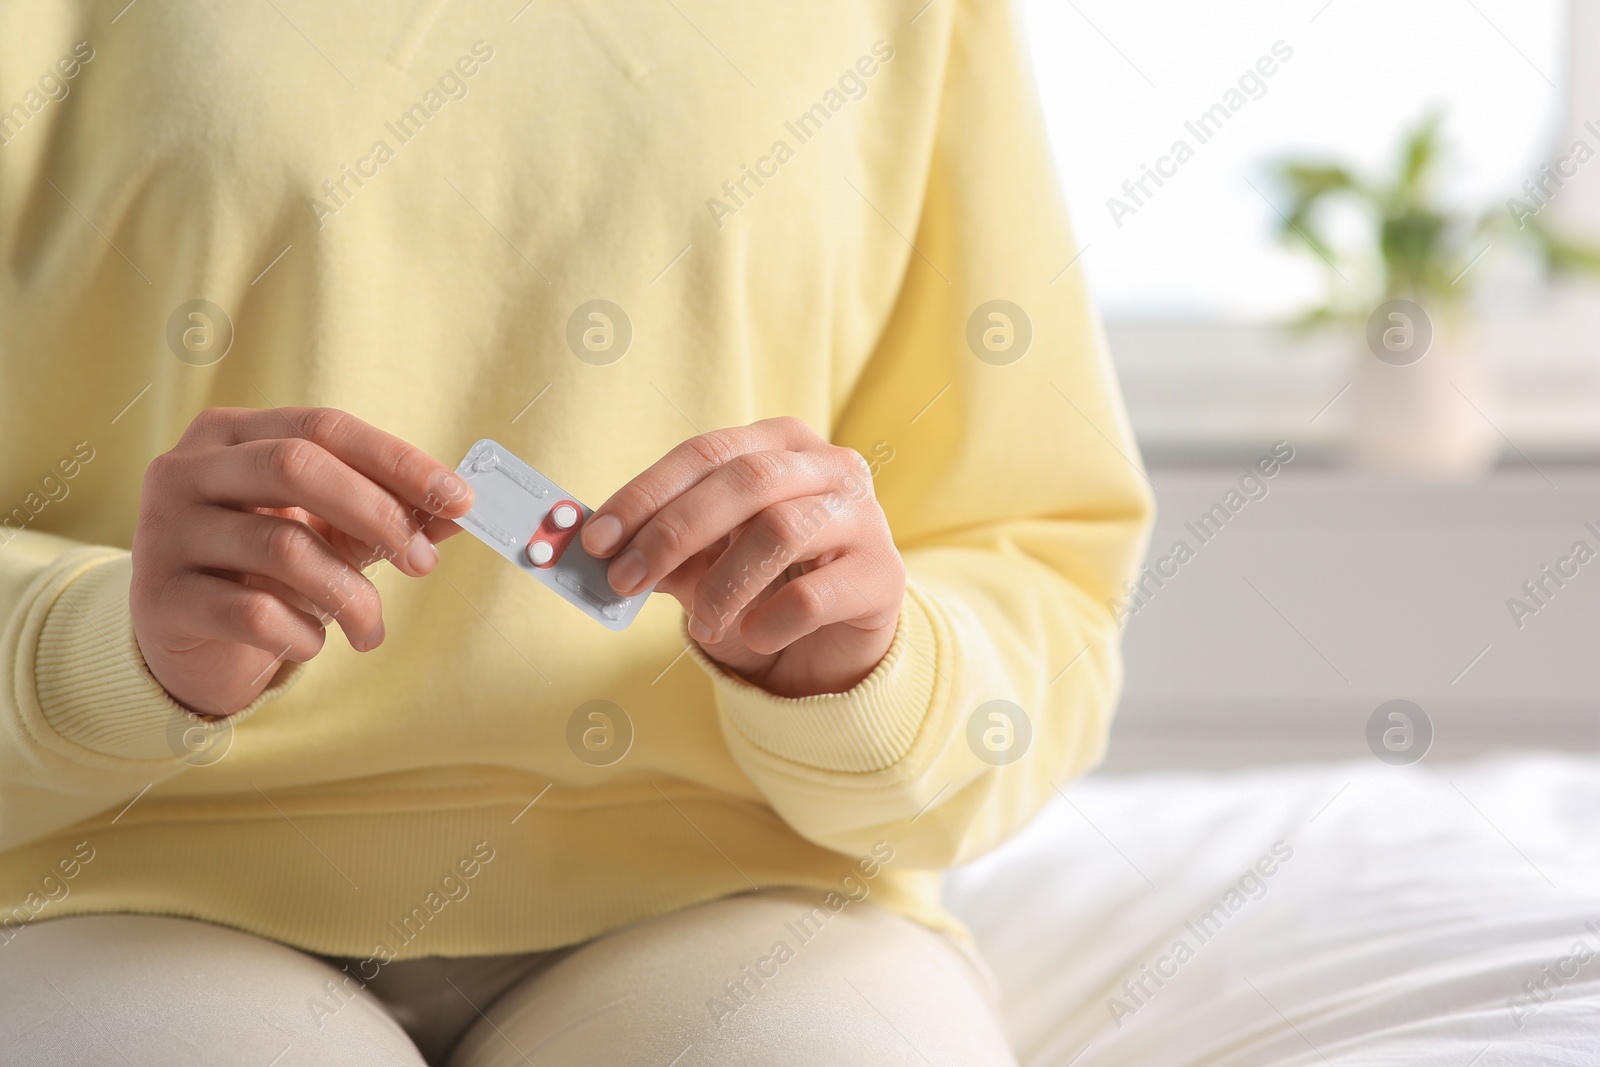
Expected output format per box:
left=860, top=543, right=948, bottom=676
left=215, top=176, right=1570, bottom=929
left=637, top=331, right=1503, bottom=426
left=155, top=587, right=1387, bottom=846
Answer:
left=527, top=540, right=554, bottom=566
left=551, top=503, right=579, bottom=529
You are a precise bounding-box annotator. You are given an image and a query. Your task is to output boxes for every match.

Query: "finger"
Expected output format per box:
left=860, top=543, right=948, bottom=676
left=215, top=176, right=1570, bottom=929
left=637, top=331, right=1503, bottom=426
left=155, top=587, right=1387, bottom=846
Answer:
left=296, top=514, right=464, bottom=575
left=735, top=555, right=901, bottom=655
left=420, top=515, right=466, bottom=542
left=241, top=573, right=322, bottom=620
left=602, top=449, right=849, bottom=597
left=652, top=538, right=729, bottom=603
left=181, top=440, right=442, bottom=578
left=580, top=416, right=827, bottom=559
left=256, top=507, right=380, bottom=573
left=165, top=571, right=329, bottom=662
left=685, top=494, right=861, bottom=638
left=183, top=509, right=384, bottom=648
left=180, top=407, right=474, bottom=520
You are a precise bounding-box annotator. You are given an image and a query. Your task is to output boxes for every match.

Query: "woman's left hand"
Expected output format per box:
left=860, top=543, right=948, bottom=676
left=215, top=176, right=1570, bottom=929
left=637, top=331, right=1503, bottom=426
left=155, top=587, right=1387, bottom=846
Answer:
left=580, top=417, right=905, bottom=698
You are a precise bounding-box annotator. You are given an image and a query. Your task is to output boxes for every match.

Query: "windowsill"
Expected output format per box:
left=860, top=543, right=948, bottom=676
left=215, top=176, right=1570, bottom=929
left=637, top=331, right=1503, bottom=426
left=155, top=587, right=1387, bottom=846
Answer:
left=1109, top=293, right=1600, bottom=466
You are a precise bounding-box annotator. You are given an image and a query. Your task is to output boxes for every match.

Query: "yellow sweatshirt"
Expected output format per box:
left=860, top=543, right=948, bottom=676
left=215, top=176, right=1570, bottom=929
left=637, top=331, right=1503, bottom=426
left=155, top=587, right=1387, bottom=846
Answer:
left=0, top=0, right=1150, bottom=956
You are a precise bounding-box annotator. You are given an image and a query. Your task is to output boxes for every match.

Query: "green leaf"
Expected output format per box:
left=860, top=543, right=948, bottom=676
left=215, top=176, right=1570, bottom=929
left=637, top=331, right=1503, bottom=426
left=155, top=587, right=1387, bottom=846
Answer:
left=1395, top=109, right=1446, bottom=195
left=1526, top=217, right=1600, bottom=276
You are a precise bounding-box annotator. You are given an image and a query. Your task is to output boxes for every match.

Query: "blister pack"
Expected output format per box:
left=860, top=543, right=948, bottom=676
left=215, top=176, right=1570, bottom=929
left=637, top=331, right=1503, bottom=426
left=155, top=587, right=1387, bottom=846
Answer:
left=453, top=439, right=652, bottom=631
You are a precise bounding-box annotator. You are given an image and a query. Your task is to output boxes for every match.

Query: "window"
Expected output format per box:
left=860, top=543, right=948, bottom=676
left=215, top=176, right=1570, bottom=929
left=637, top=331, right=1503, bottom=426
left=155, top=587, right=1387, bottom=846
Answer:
left=1022, top=0, right=1567, bottom=320
left=1020, top=0, right=1600, bottom=457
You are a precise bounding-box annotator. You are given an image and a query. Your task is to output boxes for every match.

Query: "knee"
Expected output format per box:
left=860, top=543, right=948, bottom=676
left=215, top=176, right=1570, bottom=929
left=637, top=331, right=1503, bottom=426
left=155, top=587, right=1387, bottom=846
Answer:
left=449, top=890, right=1016, bottom=1067
left=0, top=914, right=424, bottom=1066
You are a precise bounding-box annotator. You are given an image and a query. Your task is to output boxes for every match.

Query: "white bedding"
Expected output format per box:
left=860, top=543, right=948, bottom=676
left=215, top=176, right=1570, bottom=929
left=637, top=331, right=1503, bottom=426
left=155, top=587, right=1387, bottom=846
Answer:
left=944, top=755, right=1600, bottom=1066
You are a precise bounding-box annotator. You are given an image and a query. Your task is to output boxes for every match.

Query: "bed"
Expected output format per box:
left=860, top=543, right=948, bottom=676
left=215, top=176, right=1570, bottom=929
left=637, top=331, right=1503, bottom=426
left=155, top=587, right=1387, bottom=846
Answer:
left=945, top=754, right=1600, bottom=1065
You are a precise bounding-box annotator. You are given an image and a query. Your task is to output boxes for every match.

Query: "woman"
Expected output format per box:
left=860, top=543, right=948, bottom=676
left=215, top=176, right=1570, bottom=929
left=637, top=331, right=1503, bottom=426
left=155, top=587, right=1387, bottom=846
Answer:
left=0, top=1, right=1150, bottom=1063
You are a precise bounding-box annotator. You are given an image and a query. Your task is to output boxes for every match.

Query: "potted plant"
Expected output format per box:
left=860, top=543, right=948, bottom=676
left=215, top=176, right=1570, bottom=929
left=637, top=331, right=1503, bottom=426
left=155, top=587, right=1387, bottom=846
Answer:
left=1269, top=111, right=1600, bottom=477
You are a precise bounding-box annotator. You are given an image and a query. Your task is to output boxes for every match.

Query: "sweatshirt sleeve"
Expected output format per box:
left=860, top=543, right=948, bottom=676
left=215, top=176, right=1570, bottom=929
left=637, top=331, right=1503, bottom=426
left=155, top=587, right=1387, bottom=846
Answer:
left=0, top=531, right=303, bottom=851
left=684, top=0, right=1153, bottom=868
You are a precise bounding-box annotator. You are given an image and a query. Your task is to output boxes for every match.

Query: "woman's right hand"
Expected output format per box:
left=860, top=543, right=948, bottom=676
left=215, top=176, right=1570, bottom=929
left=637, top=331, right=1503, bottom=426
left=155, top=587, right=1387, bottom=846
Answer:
left=129, top=407, right=473, bottom=717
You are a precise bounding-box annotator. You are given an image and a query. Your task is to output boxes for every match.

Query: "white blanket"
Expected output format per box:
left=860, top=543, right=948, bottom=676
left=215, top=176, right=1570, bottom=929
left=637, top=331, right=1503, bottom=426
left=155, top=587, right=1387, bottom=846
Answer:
left=944, top=755, right=1600, bottom=1066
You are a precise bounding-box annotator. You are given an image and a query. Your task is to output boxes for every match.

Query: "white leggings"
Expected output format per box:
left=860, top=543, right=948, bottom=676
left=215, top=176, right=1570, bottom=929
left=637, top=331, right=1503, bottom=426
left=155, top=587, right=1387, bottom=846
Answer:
left=0, top=888, right=1018, bottom=1066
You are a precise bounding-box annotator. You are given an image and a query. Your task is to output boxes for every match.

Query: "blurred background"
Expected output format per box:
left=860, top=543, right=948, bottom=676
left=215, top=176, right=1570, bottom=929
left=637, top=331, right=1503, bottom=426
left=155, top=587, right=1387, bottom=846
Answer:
left=1020, top=0, right=1600, bottom=768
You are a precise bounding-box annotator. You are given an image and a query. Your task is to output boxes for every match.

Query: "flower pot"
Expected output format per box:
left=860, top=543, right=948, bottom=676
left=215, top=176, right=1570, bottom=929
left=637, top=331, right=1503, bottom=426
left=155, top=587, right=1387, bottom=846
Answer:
left=1344, top=316, right=1500, bottom=479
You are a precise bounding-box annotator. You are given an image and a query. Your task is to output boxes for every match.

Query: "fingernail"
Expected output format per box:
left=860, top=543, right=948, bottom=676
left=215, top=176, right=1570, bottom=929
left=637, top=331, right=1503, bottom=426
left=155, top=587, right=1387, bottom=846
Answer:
left=359, top=621, right=385, bottom=651
left=608, top=548, right=646, bottom=593
left=585, top=514, right=623, bottom=556
left=405, top=531, right=439, bottom=574
left=428, top=470, right=472, bottom=512
left=688, top=614, right=713, bottom=642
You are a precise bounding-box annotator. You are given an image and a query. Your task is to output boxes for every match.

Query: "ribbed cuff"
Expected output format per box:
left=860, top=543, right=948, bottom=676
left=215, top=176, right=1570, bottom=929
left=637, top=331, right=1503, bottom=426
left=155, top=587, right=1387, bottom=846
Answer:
left=684, top=587, right=940, bottom=774
left=32, top=552, right=305, bottom=762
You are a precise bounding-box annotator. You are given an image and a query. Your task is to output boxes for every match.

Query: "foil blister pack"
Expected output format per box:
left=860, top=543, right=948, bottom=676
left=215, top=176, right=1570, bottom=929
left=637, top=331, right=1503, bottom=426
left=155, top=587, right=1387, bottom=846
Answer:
left=453, top=439, right=651, bottom=631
